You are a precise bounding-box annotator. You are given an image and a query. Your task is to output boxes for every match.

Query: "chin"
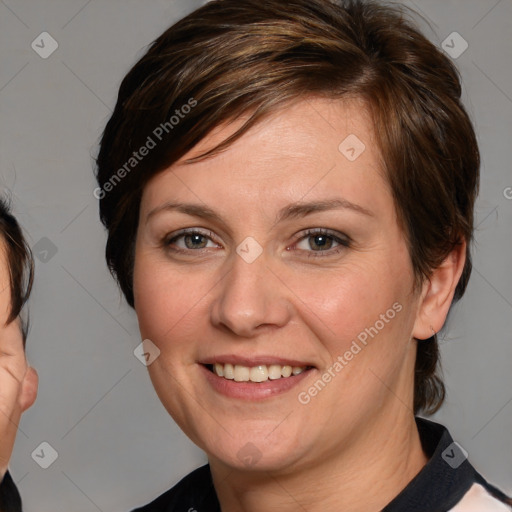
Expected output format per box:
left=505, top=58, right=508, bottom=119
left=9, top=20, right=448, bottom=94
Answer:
left=199, top=424, right=309, bottom=474
left=210, top=444, right=304, bottom=474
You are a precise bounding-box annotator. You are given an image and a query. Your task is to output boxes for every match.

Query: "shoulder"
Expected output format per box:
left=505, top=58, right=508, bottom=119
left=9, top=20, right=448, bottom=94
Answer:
left=384, top=418, right=512, bottom=512
left=0, top=470, right=22, bottom=512
left=131, top=464, right=219, bottom=512
left=449, top=482, right=512, bottom=511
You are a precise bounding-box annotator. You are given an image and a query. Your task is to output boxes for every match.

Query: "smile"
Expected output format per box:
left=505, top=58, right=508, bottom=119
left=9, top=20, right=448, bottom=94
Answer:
left=208, top=363, right=309, bottom=382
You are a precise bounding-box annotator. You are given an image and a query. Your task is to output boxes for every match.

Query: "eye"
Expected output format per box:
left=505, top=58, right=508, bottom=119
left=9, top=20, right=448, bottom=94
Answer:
left=162, top=227, right=350, bottom=258
left=292, top=229, right=350, bottom=257
left=164, top=228, right=219, bottom=252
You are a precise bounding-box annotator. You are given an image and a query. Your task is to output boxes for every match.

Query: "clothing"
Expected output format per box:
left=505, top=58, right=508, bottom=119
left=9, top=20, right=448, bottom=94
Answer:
left=1, top=418, right=510, bottom=511
left=0, top=471, right=21, bottom=512
left=131, top=418, right=512, bottom=512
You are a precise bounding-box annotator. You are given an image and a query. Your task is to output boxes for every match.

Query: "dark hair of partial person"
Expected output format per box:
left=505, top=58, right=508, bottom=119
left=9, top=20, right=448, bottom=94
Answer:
left=0, top=195, right=34, bottom=345
left=95, top=0, right=480, bottom=415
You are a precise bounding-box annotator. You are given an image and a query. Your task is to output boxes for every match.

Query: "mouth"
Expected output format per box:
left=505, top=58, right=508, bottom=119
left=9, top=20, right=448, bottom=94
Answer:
left=204, top=363, right=314, bottom=383
left=199, top=359, right=316, bottom=400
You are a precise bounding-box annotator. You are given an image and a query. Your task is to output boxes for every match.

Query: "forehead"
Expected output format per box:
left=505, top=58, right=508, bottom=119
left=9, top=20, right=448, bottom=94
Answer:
left=140, top=97, right=389, bottom=216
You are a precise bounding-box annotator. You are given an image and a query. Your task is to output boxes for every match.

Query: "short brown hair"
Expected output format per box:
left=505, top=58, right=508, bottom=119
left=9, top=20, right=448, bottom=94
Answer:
left=95, top=0, right=479, bottom=415
left=0, top=196, right=34, bottom=344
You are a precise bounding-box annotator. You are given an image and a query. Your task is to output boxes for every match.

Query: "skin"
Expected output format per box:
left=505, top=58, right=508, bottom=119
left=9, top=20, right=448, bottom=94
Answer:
left=0, top=240, right=38, bottom=480
left=133, top=97, right=465, bottom=512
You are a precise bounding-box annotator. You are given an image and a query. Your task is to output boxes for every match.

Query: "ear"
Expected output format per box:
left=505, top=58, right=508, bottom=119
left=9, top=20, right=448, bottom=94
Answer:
left=19, top=366, right=38, bottom=412
left=412, top=241, right=466, bottom=340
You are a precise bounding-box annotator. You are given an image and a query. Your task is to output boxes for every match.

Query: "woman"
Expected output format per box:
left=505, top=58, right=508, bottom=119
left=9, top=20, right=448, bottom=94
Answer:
left=1, top=0, right=511, bottom=510
left=94, top=0, right=512, bottom=509
left=0, top=197, right=38, bottom=512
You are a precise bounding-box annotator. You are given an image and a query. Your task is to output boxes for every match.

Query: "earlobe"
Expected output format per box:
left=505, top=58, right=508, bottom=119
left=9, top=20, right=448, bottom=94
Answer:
left=412, top=241, right=466, bottom=341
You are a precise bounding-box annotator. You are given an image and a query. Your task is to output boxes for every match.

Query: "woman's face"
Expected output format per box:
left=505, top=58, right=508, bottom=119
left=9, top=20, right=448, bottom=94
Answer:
left=133, top=97, right=424, bottom=473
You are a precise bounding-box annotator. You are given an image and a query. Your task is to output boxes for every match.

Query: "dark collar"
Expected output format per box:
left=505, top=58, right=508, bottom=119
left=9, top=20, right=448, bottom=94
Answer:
left=133, top=417, right=499, bottom=512
left=382, top=417, right=479, bottom=511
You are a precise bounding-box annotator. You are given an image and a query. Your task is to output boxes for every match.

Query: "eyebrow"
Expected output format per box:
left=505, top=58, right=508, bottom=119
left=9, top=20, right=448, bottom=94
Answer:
left=145, top=198, right=374, bottom=226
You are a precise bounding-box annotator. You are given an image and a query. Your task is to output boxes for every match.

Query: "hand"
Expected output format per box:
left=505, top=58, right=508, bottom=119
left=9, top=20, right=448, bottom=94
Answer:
left=0, top=316, right=38, bottom=480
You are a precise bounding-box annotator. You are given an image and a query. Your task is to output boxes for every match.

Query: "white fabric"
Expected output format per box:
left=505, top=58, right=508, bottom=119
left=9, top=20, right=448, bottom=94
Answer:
left=449, top=483, right=511, bottom=511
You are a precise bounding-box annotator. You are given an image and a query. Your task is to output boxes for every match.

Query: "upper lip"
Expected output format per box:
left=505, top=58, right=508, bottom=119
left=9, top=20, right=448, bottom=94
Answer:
left=199, top=355, right=315, bottom=368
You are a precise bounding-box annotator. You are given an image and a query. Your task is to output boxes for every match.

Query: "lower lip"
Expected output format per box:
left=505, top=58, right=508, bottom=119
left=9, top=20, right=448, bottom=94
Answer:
left=200, top=364, right=315, bottom=400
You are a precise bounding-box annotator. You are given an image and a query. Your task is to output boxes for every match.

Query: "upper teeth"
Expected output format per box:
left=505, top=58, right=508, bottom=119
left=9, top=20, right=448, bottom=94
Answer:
left=213, top=363, right=306, bottom=382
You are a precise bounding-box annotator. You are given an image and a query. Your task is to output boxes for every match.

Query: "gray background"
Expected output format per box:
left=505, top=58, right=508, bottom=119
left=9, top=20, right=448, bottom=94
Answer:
left=0, top=0, right=510, bottom=510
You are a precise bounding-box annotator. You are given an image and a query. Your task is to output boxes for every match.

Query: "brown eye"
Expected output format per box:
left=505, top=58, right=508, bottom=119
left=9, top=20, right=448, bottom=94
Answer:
left=165, top=229, right=219, bottom=252
left=294, top=229, right=350, bottom=258
left=181, top=233, right=208, bottom=249
left=306, top=233, right=334, bottom=251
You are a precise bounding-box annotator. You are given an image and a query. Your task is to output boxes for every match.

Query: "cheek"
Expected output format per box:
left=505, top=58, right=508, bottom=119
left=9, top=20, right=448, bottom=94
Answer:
left=133, top=255, right=210, bottom=353
left=301, top=261, right=406, bottom=354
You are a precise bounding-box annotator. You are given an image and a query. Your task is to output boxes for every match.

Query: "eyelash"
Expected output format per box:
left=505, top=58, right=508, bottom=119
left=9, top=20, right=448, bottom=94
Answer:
left=163, top=228, right=351, bottom=258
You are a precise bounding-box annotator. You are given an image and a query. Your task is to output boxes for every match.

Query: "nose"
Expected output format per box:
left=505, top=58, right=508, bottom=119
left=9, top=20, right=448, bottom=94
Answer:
left=210, top=248, right=292, bottom=338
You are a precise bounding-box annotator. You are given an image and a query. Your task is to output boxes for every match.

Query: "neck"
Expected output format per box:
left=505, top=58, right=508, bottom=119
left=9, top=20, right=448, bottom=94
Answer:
left=209, top=413, right=428, bottom=512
